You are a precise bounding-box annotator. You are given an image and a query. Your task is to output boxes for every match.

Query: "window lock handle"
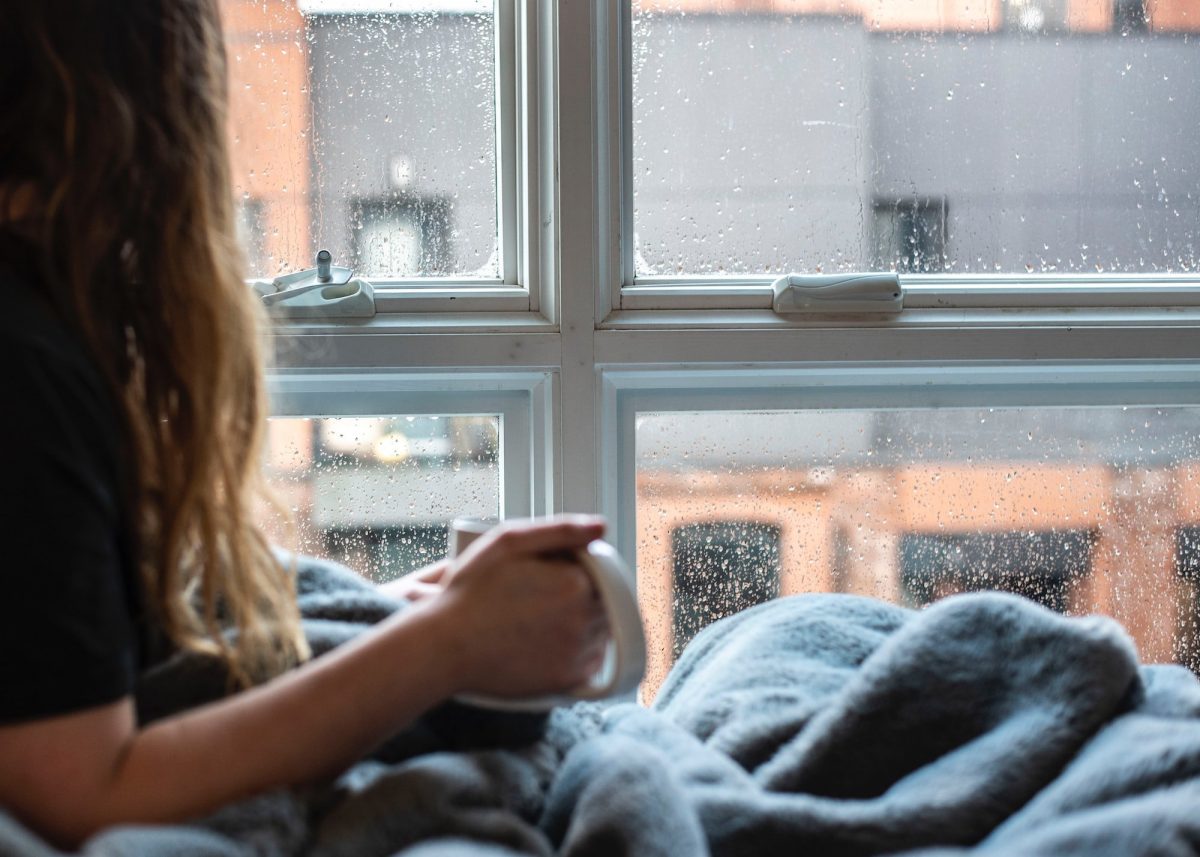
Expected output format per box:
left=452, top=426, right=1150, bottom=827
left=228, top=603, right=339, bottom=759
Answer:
left=772, top=273, right=903, bottom=315
left=253, top=250, right=376, bottom=319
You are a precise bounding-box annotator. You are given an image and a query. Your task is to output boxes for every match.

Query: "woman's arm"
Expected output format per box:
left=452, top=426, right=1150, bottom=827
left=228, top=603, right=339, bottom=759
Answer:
left=0, top=517, right=608, bottom=850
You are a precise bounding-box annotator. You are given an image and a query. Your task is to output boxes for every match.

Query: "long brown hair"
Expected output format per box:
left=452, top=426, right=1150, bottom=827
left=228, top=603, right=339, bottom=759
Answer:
left=0, top=0, right=309, bottom=685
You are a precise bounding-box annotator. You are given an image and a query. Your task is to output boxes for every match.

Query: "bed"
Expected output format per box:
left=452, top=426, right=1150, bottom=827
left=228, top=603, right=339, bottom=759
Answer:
left=2, top=554, right=1198, bottom=856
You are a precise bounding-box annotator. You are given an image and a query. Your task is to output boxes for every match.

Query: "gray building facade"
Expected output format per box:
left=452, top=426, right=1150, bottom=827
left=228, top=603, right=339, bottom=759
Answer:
left=303, top=11, right=1198, bottom=279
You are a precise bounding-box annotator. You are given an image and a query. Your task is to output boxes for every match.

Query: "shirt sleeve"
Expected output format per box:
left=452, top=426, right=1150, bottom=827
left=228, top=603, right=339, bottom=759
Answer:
left=0, top=334, right=138, bottom=724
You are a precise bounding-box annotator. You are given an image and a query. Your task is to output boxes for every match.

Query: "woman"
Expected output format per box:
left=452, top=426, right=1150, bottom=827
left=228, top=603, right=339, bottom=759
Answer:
left=0, top=1, right=608, bottom=848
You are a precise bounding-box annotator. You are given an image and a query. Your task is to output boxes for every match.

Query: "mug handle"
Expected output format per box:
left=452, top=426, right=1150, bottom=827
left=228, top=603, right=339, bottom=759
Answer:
left=568, top=541, right=647, bottom=701
left=455, top=541, right=647, bottom=712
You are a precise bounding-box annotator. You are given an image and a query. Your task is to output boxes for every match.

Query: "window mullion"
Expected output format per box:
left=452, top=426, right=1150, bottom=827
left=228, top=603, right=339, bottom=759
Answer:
left=554, top=0, right=607, bottom=516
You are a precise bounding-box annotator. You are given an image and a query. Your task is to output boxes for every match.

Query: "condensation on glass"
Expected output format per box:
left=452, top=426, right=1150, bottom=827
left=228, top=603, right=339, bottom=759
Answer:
left=636, top=407, right=1200, bottom=695
left=260, top=415, right=500, bottom=582
left=631, top=0, right=1200, bottom=276
left=220, top=0, right=498, bottom=280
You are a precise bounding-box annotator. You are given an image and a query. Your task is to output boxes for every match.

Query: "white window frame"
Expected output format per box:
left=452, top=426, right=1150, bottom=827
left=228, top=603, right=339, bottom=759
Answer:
left=287, top=0, right=548, bottom=316
left=271, top=0, right=1200, bottom=564
left=270, top=370, right=556, bottom=519
left=599, top=362, right=1200, bottom=562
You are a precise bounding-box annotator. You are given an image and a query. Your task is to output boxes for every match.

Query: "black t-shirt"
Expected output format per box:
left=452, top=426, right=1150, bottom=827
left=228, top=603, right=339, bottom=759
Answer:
left=0, top=250, right=147, bottom=724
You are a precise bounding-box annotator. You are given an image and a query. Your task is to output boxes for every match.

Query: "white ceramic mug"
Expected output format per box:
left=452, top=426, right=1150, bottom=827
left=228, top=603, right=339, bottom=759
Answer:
left=448, top=517, right=647, bottom=711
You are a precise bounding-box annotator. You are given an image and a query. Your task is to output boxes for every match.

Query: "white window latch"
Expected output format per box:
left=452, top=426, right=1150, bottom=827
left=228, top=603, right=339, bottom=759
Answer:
left=771, top=273, right=903, bottom=315
left=252, top=250, right=376, bottom=319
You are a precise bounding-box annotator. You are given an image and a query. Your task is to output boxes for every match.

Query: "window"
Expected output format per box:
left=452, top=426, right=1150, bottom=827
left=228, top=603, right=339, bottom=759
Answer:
left=898, top=530, right=1095, bottom=612
left=1003, top=0, right=1069, bottom=34
left=626, top=378, right=1200, bottom=692
left=625, top=0, right=1200, bottom=308
left=305, top=7, right=499, bottom=279
left=262, top=415, right=500, bottom=581
left=1114, top=0, right=1150, bottom=35
left=223, top=0, right=523, bottom=296
left=872, top=198, right=949, bottom=274
left=263, top=373, right=554, bottom=582
left=671, top=522, right=780, bottom=657
left=225, top=1, right=1200, bottom=700
left=1174, top=526, right=1200, bottom=672
left=352, top=197, right=453, bottom=277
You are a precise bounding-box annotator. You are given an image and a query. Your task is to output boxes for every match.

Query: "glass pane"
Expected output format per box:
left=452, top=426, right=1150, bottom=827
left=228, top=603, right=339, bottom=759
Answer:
left=631, top=1, right=1200, bottom=277
left=221, top=0, right=498, bottom=280
left=636, top=406, right=1200, bottom=696
left=261, top=414, right=500, bottom=582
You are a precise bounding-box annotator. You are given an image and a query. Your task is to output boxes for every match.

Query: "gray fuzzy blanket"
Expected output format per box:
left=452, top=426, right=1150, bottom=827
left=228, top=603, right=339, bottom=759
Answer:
left=2, top=555, right=1198, bottom=857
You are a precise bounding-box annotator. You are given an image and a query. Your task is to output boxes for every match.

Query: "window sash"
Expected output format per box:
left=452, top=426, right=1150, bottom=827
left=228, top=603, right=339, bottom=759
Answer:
left=269, top=371, right=556, bottom=519
left=600, top=363, right=1200, bottom=563
left=280, top=0, right=1200, bottom=323
left=607, top=0, right=1200, bottom=313
left=284, top=0, right=550, bottom=313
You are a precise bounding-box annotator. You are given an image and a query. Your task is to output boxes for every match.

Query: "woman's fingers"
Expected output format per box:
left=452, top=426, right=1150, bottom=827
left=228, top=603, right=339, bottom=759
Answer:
left=377, top=559, right=450, bottom=602
left=482, top=516, right=606, bottom=560
left=434, top=514, right=616, bottom=698
left=413, top=559, right=450, bottom=584
left=404, top=582, right=443, bottom=602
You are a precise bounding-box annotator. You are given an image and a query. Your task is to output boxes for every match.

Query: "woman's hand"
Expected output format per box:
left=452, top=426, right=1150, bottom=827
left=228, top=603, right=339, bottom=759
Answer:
left=433, top=516, right=610, bottom=700
left=377, top=560, right=450, bottom=603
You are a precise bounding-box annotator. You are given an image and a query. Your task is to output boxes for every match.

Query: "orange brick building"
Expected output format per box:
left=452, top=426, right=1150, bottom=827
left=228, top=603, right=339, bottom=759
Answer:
left=636, top=457, right=1200, bottom=696
left=222, top=0, right=312, bottom=278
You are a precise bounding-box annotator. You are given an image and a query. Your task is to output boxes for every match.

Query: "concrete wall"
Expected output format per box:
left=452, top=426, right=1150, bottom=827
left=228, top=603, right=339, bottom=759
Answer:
left=631, top=15, right=1200, bottom=273
left=871, top=31, right=1200, bottom=272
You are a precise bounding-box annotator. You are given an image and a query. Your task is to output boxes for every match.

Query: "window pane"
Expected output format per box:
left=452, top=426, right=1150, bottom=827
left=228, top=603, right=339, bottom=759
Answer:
left=636, top=406, right=1200, bottom=695
left=262, top=415, right=500, bottom=582
left=221, top=0, right=498, bottom=280
left=631, top=1, right=1200, bottom=277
